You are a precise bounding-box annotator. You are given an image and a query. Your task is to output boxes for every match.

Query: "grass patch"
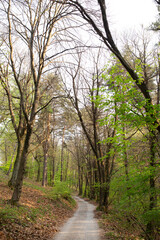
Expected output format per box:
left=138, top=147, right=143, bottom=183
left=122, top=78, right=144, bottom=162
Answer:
left=46, top=181, right=76, bottom=207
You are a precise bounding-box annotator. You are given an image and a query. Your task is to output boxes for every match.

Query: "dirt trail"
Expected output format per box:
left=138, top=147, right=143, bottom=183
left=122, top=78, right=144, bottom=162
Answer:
left=53, top=196, right=100, bottom=240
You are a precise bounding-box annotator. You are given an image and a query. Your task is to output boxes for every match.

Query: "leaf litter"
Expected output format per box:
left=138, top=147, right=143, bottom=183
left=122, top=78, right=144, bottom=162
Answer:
left=0, top=178, right=76, bottom=240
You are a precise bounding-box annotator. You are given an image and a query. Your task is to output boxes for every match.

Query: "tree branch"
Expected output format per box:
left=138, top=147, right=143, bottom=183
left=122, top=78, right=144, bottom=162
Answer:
left=34, top=95, right=68, bottom=116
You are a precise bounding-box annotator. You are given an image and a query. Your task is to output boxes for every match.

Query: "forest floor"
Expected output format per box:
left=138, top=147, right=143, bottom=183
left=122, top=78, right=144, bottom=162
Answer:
left=0, top=171, right=76, bottom=240
left=0, top=171, right=146, bottom=240
left=95, top=210, right=144, bottom=240
left=83, top=198, right=145, bottom=240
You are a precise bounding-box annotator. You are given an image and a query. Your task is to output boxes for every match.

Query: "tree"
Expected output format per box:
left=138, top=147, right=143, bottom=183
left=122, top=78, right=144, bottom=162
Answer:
left=60, top=0, right=160, bottom=133
left=155, top=0, right=160, bottom=4
left=151, top=0, right=160, bottom=30
left=58, top=1, right=159, bottom=236
left=0, top=0, right=70, bottom=204
left=61, top=51, right=117, bottom=210
left=121, top=32, right=160, bottom=237
left=98, top=52, right=160, bottom=238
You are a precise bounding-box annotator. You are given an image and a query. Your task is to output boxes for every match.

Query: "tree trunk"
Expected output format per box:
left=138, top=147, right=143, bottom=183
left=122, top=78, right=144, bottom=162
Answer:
left=146, top=132, right=157, bottom=239
left=42, top=112, right=50, bottom=187
left=84, top=174, right=88, bottom=197
left=51, top=141, right=56, bottom=185
left=8, top=140, right=23, bottom=188
left=36, top=161, right=40, bottom=182
left=64, top=153, right=69, bottom=182
left=10, top=126, right=32, bottom=205
left=122, top=125, right=131, bottom=206
left=60, top=127, right=65, bottom=182
left=103, top=183, right=110, bottom=213
left=52, top=154, right=55, bottom=185
left=78, top=164, right=83, bottom=195
left=34, top=153, right=41, bottom=182
left=42, top=147, right=48, bottom=187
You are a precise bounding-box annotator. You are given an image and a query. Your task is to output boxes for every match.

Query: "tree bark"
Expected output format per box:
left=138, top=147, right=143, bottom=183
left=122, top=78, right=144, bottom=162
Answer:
left=84, top=174, right=88, bottom=197
left=146, top=132, right=157, bottom=239
left=8, top=140, right=23, bottom=188
left=78, top=162, right=83, bottom=195
left=60, top=126, right=65, bottom=182
left=42, top=112, right=50, bottom=187
left=52, top=154, right=55, bottom=185
left=11, top=125, right=32, bottom=205
left=42, top=146, right=48, bottom=187
left=36, top=161, right=41, bottom=182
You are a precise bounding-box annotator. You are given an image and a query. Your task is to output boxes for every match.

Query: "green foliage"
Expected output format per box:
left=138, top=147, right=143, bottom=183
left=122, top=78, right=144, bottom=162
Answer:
left=142, top=208, right=160, bottom=226
left=0, top=160, right=12, bottom=174
left=49, top=181, right=73, bottom=202
left=109, top=160, right=160, bottom=231
left=93, top=55, right=160, bottom=237
left=25, top=156, right=38, bottom=179
left=23, top=179, right=75, bottom=206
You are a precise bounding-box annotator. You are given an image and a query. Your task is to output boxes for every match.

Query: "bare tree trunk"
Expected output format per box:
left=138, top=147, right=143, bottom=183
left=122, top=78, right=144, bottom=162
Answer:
left=103, top=182, right=110, bottom=213
left=11, top=126, right=32, bottom=205
left=8, top=140, right=23, bottom=188
left=64, top=152, right=69, bottom=181
left=93, top=160, right=98, bottom=200
left=60, top=126, right=65, bottom=182
left=42, top=113, right=50, bottom=187
left=34, top=153, right=41, bottom=182
left=146, top=132, right=157, bottom=239
left=51, top=140, right=56, bottom=185
left=88, top=159, right=95, bottom=199
left=122, top=125, right=131, bottom=207
left=84, top=174, right=88, bottom=197
left=78, top=162, right=83, bottom=195
left=52, top=154, right=55, bottom=185
left=36, top=161, right=41, bottom=182
left=42, top=146, right=48, bottom=187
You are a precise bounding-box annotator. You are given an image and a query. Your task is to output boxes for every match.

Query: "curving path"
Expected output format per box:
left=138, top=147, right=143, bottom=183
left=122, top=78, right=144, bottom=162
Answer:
left=53, top=196, right=100, bottom=240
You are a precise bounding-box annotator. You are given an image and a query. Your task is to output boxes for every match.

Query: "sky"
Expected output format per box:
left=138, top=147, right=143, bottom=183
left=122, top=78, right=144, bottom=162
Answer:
left=106, top=0, right=158, bottom=34
left=81, top=0, right=159, bottom=48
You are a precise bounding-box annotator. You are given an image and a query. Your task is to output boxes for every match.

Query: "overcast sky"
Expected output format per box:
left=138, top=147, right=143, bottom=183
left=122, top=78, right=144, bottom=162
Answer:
left=107, top=0, right=158, bottom=33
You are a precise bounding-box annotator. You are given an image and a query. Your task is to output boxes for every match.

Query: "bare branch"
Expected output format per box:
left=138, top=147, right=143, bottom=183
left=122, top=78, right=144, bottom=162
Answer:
left=35, top=95, right=68, bottom=116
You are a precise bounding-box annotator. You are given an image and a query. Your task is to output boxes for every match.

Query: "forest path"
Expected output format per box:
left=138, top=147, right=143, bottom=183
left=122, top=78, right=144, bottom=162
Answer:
left=52, top=196, right=100, bottom=240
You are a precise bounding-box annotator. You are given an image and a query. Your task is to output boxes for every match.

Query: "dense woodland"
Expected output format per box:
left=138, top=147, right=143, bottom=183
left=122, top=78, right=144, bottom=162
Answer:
left=0, top=0, right=159, bottom=239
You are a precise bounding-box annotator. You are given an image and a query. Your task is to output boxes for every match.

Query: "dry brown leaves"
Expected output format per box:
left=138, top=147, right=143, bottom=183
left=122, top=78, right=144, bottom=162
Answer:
left=0, top=180, right=76, bottom=240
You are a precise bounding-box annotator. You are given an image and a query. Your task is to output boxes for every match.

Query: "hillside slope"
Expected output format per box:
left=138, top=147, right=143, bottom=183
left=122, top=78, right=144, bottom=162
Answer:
left=0, top=172, right=76, bottom=240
